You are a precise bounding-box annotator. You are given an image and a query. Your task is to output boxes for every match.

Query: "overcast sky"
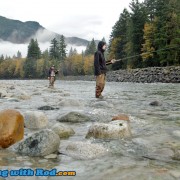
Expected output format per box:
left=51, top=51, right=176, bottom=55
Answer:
left=1, top=0, right=144, bottom=57
left=1, top=0, right=143, bottom=41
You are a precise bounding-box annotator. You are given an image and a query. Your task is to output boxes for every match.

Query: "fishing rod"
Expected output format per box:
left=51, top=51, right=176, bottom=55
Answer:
left=108, top=45, right=180, bottom=63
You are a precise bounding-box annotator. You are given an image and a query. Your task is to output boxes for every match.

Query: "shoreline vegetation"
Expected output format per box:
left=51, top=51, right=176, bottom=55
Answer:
left=1, top=66, right=180, bottom=83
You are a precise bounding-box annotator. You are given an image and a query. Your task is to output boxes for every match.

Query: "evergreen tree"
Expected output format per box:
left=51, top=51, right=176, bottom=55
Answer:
left=59, top=35, right=67, bottom=61
left=0, top=55, right=4, bottom=61
left=85, top=43, right=90, bottom=55
left=49, top=38, right=59, bottom=59
left=128, top=0, right=147, bottom=68
left=27, top=39, right=41, bottom=59
left=85, top=38, right=96, bottom=55
left=89, top=38, right=96, bottom=54
left=153, top=0, right=180, bottom=66
left=102, top=37, right=106, bottom=43
left=17, top=50, right=22, bottom=59
left=109, top=8, right=130, bottom=69
left=69, top=47, right=73, bottom=57
left=73, top=48, right=78, bottom=55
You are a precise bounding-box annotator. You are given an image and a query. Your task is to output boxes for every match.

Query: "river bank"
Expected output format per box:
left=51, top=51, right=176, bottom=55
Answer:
left=62, top=66, right=180, bottom=83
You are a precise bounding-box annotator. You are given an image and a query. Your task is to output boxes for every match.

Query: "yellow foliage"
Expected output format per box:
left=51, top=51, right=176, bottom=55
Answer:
left=83, top=55, right=94, bottom=75
left=141, top=23, right=156, bottom=60
left=14, top=59, right=25, bottom=78
left=109, top=38, right=121, bottom=59
left=36, top=58, right=45, bottom=77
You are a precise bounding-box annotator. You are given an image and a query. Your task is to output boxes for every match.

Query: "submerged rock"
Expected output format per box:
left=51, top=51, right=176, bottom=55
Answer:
left=23, top=111, right=48, bottom=129
left=51, top=123, right=75, bottom=138
left=57, top=112, right=90, bottom=123
left=86, top=120, right=132, bottom=139
left=93, top=101, right=114, bottom=108
left=172, top=130, right=180, bottom=139
left=14, top=129, right=60, bottom=156
left=149, top=101, right=162, bottom=106
left=58, top=99, right=82, bottom=107
left=0, top=109, right=24, bottom=148
left=38, top=106, right=59, bottom=111
left=172, top=147, right=180, bottom=161
left=61, top=141, right=108, bottom=160
left=0, top=89, right=9, bottom=98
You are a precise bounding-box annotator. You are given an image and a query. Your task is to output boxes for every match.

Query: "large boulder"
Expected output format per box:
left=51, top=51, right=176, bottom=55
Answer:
left=23, top=111, right=48, bottom=129
left=51, top=123, right=75, bottom=138
left=86, top=120, right=132, bottom=139
left=57, top=112, right=90, bottom=123
left=14, top=129, right=60, bottom=156
left=0, top=109, right=24, bottom=148
left=60, top=141, right=108, bottom=160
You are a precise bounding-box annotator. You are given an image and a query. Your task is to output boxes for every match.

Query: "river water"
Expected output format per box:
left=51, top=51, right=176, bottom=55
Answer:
left=0, top=80, right=180, bottom=180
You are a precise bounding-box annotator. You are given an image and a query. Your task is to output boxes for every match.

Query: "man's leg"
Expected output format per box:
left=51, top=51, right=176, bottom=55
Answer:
left=51, top=77, right=55, bottom=87
left=95, top=74, right=105, bottom=98
left=49, top=77, right=52, bottom=87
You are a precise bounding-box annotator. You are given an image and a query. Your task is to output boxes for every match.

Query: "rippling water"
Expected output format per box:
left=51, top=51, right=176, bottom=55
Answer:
left=0, top=80, right=180, bottom=180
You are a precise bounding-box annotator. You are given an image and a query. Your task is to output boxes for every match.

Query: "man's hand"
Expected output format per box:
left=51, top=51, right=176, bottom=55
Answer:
left=111, top=59, right=116, bottom=64
left=48, top=77, right=50, bottom=80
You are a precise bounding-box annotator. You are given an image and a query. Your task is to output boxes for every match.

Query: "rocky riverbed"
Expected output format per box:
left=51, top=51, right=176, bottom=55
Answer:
left=0, top=80, right=180, bottom=180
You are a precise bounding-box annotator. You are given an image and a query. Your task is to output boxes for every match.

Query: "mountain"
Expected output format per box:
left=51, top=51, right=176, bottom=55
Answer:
left=0, top=16, right=90, bottom=46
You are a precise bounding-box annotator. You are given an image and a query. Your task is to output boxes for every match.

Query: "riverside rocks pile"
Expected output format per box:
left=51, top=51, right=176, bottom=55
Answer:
left=62, top=66, right=180, bottom=83
left=107, top=66, right=180, bottom=83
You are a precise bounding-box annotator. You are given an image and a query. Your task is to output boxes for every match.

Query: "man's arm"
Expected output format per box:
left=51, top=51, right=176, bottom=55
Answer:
left=94, top=52, right=101, bottom=75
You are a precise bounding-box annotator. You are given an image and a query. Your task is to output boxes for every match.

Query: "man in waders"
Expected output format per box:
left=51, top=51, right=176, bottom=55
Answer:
left=48, top=65, right=59, bottom=88
left=94, top=41, right=115, bottom=98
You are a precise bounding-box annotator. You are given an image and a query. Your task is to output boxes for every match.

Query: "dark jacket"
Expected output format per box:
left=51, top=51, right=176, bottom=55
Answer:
left=48, top=68, right=58, bottom=77
left=94, top=41, right=111, bottom=76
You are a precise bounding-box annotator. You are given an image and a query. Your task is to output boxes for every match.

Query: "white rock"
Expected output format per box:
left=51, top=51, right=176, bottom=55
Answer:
left=23, top=111, right=48, bottom=129
left=51, top=123, right=75, bottom=138
left=61, top=141, right=108, bottom=160
left=86, top=120, right=131, bottom=139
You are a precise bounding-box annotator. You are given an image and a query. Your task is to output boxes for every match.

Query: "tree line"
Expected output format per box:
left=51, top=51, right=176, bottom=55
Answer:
left=0, top=36, right=99, bottom=78
left=108, top=0, right=180, bottom=70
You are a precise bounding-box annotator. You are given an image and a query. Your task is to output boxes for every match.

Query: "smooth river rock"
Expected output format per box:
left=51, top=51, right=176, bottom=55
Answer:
left=51, top=123, right=75, bottom=138
left=86, top=120, right=132, bottom=139
left=14, top=129, right=60, bottom=156
left=0, top=109, right=24, bottom=148
left=23, top=111, right=48, bottom=129
left=61, top=141, right=108, bottom=160
left=57, top=112, right=90, bottom=123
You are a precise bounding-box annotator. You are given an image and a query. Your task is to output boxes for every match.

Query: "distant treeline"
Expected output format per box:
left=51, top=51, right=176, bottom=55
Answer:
left=0, top=0, right=179, bottom=79
left=0, top=36, right=97, bottom=78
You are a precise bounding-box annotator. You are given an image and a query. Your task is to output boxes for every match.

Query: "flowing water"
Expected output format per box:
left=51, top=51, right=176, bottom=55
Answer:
left=0, top=80, right=180, bottom=180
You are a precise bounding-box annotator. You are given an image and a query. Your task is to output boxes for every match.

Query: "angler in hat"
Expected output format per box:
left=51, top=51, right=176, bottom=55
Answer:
left=94, top=41, right=115, bottom=98
left=48, top=65, right=59, bottom=88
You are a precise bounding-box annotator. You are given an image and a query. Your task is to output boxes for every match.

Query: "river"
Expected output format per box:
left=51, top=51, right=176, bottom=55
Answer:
left=0, top=80, right=180, bottom=180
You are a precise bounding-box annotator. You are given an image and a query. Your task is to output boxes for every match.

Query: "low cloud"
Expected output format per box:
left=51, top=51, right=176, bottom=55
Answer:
left=29, top=29, right=57, bottom=43
left=0, top=39, right=86, bottom=58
